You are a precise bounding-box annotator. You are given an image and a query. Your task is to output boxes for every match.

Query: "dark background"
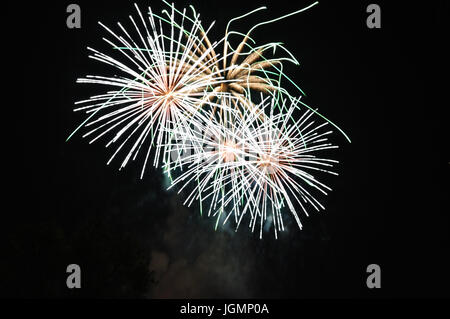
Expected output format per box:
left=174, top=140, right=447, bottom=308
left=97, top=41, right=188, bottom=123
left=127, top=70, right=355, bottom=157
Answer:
left=5, top=0, right=449, bottom=298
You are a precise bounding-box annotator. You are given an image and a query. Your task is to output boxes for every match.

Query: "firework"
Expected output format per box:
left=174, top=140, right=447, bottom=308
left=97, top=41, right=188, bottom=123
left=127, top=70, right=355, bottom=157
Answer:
left=239, top=99, right=338, bottom=238
left=69, top=3, right=234, bottom=177
left=167, top=96, right=338, bottom=238
left=68, top=1, right=349, bottom=237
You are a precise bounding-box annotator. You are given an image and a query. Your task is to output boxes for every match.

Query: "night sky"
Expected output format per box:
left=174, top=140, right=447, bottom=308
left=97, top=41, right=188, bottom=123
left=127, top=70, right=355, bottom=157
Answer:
left=6, top=0, right=449, bottom=298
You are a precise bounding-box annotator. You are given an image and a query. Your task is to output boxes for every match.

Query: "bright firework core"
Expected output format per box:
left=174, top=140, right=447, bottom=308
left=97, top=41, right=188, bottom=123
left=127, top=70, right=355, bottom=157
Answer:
left=219, top=140, right=239, bottom=163
left=257, top=154, right=279, bottom=174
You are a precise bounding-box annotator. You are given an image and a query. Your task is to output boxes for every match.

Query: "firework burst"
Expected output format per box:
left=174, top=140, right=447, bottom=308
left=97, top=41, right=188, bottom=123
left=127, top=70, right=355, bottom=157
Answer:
left=68, top=1, right=349, bottom=238
left=166, top=96, right=338, bottom=238
left=70, top=3, right=233, bottom=177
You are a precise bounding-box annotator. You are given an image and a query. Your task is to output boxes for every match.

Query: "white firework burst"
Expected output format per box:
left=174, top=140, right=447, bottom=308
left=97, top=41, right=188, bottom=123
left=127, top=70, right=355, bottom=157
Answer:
left=70, top=3, right=231, bottom=177
left=237, top=98, right=339, bottom=238
left=167, top=95, right=338, bottom=238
